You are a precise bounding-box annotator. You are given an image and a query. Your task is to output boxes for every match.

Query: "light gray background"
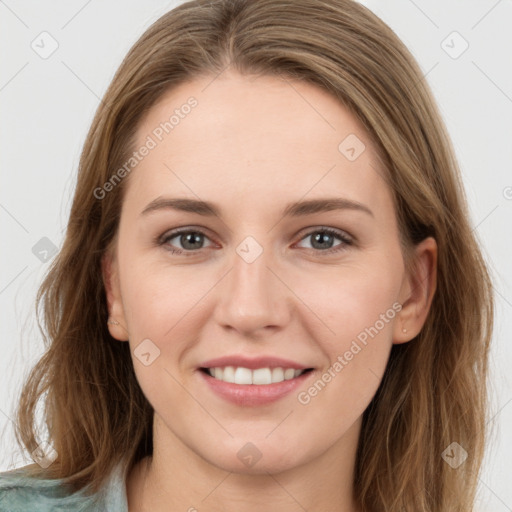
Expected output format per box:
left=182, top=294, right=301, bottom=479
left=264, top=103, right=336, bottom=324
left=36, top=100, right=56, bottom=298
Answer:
left=1, top=1, right=511, bottom=510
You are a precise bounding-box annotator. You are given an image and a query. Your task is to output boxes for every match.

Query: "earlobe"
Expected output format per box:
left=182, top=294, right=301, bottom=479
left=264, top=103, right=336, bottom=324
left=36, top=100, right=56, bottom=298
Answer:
left=101, top=250, right=129, bottom=342
left=393, top=236, right=438, bottom=344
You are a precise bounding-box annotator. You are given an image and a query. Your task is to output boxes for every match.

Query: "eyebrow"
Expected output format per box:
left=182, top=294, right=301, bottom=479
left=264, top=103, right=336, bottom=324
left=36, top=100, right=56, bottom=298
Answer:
left=140, top=196, right=374, bottom=218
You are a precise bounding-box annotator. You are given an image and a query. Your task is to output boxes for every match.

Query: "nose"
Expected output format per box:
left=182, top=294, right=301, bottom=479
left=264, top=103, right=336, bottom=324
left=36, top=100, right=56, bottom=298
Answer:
left=213, top=242, right=291, bottom=337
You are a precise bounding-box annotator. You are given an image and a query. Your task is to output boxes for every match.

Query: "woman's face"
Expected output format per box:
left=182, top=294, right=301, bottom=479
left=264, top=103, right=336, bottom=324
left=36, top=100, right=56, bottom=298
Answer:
left=104, top=70, right=436, bottom=475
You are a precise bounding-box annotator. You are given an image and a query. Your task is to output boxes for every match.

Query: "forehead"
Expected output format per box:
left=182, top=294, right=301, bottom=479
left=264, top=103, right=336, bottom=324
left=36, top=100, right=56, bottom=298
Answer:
left=126, top=71, right=392, bottom=219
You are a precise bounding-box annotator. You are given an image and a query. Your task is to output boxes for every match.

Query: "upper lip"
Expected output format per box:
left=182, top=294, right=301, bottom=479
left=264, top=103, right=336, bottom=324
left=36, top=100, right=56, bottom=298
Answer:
left=199, top=355, right=313, bottom=370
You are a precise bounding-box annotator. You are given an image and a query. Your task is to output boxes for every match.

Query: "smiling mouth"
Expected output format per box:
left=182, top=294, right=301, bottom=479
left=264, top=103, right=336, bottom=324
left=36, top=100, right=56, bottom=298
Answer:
left=200, top=366, right=314, bottom=385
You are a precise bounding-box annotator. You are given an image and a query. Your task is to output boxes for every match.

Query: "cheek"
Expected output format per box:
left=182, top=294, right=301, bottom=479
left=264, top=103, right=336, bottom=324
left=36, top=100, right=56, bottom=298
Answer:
left=120, top=255, right=202, bottom=333
left=293, top=266, right=401, bottom=419
left=120, top=259, right=220, bottom=395
left=292, top=256, right=402, bottom=422
left=297, top=255, right=403, bottom=345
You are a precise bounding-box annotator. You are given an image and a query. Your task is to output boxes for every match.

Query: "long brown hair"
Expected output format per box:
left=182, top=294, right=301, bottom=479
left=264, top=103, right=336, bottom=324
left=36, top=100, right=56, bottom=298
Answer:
left=12, top=0, right=494, bottom=510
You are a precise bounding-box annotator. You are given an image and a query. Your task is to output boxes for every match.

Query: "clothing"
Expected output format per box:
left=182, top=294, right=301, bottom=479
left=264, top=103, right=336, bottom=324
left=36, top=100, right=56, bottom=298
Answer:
left=0, top=462, right=129, bottom=512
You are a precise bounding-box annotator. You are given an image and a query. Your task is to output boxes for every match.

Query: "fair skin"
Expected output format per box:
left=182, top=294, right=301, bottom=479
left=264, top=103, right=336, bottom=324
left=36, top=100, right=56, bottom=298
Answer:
left=103, top=70, right=437, bottom=512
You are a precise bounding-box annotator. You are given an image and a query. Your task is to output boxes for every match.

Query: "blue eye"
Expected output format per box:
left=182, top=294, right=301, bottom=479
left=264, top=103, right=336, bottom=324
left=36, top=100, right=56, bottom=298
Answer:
left=157, top=227, right=353, bottom=256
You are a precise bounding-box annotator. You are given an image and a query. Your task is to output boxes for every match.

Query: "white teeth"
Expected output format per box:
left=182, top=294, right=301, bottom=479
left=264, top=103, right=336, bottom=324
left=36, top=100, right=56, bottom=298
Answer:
left=284, top=368, right=295, bottom=380
left=271, top=367, right=284, bottom=382
left=253, top=368, right=272, bottom=385
left=223, top=366, right=235, bottom=383
left=234, top=367, right=253, bottom=385
left=206, top=366, right=308, bottom=385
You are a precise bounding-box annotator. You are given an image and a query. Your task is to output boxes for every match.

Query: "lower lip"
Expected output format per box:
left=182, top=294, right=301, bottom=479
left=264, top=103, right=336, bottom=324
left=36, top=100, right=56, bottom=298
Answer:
left=198, top=369, right=314, bottom=406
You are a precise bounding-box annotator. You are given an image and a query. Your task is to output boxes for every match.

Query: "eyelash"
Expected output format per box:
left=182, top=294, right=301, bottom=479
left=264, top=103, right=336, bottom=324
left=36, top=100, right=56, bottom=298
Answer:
left=156, top=226, right=354, bottom=256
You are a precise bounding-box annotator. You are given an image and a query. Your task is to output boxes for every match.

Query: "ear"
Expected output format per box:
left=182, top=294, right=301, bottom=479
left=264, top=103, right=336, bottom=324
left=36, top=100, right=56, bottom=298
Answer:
left=393, top=236, right=438, bottom=344
left=102, top=247, right=129, bottom=342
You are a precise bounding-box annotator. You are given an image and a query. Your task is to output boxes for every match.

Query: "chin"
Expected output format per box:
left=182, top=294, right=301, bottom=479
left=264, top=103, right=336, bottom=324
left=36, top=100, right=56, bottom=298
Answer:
left=196, top=435, right=310, bottom=476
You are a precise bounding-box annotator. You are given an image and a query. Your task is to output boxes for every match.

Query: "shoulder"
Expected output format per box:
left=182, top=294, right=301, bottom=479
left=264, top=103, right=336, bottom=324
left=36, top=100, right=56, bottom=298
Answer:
left=0, top=464, right=127, bottom=512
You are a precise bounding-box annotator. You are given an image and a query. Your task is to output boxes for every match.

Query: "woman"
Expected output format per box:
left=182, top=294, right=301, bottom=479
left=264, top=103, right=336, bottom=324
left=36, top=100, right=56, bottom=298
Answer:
left=0, top=0, right=494, bottom=510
